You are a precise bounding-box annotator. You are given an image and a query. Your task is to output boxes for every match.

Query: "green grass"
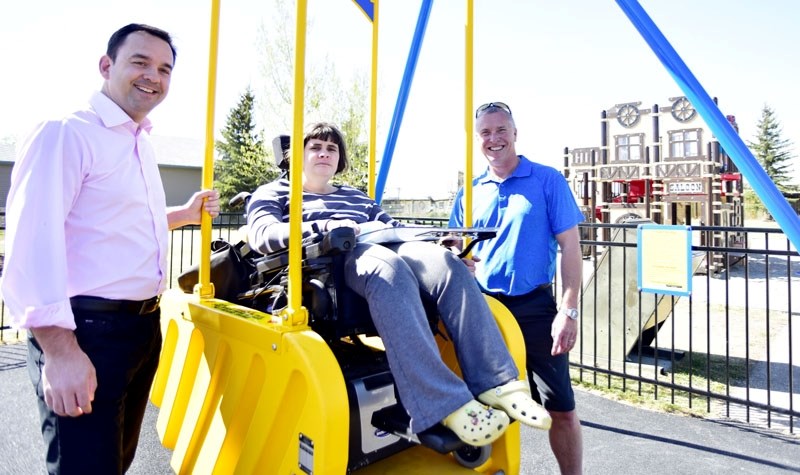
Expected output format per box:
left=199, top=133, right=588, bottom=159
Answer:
left=571, top=351, right=749, bottom=418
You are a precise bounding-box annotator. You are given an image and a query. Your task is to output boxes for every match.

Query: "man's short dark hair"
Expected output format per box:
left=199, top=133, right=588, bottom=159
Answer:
left=107, top=23, right=177, bottom=64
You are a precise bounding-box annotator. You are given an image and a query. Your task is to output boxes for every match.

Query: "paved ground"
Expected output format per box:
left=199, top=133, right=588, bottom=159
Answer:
left=2, top=342, right=799, bottom=475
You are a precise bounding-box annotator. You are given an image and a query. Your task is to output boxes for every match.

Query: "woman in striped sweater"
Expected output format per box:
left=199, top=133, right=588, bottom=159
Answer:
left=246, top=122, right=550, bottom=446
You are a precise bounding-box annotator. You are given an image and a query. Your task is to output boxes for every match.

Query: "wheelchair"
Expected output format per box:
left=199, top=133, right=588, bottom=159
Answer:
left=150, top=137, right=526, bottom=474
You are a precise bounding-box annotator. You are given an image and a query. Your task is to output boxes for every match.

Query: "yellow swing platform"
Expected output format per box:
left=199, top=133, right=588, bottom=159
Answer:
left=150, top=291, right=525, bottom=474
left=150, top=0, right=527, bottom=472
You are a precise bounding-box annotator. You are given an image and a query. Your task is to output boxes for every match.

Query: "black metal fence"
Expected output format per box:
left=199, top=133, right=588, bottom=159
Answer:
left=1, top=213, right=797, bottom=434
left=573, top=221, right=798, bottom=435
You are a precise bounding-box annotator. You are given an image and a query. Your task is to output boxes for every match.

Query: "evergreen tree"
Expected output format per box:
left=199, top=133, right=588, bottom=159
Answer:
left=214, top=88, right=280, bottom=210
left=256, top=0, right=370, bottom=193
left=748, top=104, right=796, bottom=193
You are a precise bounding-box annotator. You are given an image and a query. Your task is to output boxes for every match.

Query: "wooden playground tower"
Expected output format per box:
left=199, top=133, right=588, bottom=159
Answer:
left=564, top=96, right=746, bottom=272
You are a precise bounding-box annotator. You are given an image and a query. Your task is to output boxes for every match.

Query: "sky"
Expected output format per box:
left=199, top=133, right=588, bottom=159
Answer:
left=2, top=0, right=799, bottom=199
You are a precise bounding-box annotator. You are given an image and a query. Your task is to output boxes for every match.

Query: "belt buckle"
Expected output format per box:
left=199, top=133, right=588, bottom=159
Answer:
left=139, top=296, right=161, bottom=315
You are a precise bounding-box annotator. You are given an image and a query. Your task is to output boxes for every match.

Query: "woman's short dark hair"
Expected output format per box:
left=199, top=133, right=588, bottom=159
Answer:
left=303, top=122, right=349, bottom=174
left=107, top=23, right=177, bottom=64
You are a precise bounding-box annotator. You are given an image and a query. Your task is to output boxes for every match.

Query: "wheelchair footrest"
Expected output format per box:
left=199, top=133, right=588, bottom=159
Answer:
left=371, top=404, right=464, bottom=454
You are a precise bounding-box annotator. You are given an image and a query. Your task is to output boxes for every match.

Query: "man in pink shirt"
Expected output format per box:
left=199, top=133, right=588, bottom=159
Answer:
left=0, top=24, right=220, bottom=473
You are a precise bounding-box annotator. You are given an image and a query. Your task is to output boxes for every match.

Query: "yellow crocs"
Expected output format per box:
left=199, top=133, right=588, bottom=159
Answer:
left=441, top=399, right=510, bottom=447
left=478, top=380, right=552, bottom=430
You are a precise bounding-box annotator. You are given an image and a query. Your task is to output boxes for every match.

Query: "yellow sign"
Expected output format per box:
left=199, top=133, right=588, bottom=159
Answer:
left=638, top=224, right=692, bottom=296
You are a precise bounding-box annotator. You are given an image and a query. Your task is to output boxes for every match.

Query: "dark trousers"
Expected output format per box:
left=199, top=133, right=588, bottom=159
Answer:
left=27, top=307, right=162, bottom=474
left=493, top=285, right=577, bottom=412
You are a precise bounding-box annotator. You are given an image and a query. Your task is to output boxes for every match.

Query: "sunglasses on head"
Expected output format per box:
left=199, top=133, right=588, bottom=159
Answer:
left=475, top=101, right=512, bottom=118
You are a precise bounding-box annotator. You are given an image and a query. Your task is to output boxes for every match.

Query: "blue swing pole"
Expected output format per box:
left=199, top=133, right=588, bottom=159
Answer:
left=615, top=0, right=800, bottom=251
left=374, top=0, right=434, bottom=204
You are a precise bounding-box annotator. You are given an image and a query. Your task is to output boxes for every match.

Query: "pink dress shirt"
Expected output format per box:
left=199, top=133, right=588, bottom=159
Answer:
left=0, top=92, right=169, bottom=330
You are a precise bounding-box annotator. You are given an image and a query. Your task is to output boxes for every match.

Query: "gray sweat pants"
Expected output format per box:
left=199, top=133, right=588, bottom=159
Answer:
left=343, top=240, right=519, bottom=432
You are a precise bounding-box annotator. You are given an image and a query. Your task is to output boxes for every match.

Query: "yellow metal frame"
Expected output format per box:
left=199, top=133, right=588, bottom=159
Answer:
left=152, top=1, right=525, bottom=473
left=464, top=0, right=474, bottom=229
left=194, top=0, right=221, bottom=299
left=367, top=1, right=380, bottom=199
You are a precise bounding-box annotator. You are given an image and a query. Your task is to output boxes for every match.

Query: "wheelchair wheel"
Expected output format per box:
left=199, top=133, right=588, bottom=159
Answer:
left=453, top=444, right=492, bottom=469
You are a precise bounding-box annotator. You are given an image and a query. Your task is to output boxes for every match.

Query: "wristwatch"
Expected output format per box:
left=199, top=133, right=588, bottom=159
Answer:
left=563, top=308, right=579, bottom=320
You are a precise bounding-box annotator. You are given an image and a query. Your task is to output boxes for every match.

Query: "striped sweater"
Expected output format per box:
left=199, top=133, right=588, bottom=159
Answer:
left=246, top=178, right=401, bottom=254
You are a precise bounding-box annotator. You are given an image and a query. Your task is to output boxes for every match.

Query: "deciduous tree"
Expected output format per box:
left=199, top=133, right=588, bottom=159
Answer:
left=256, top=0, right=369, bottom=193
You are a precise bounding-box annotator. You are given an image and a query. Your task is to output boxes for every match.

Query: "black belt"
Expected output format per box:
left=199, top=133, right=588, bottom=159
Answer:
left=70, top=295, right=161, bottom=316
left=484, top=283, right=552, bottom=302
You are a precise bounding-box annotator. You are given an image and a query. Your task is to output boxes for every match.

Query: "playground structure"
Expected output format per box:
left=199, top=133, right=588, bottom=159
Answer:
left=564, top=96, right=745, bottom=272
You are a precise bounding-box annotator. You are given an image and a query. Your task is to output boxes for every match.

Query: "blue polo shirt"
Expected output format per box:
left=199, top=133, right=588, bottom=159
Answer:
left=449, top=155, right=584, bottom=296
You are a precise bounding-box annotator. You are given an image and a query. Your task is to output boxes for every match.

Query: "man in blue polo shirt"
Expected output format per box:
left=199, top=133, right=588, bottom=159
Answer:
left=449, top=101, right=585, bottom=474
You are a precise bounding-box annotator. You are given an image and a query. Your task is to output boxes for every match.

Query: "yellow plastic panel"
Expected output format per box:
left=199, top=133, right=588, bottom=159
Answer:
left=155, top=291, right=207, bottom=449
left=484, top=295, right=528, bottom=373
left=151, top=317, right=177, bottom=407
left=153, top=291, right=350, bottom=474
left=433, top=296, right=526, bottom=474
